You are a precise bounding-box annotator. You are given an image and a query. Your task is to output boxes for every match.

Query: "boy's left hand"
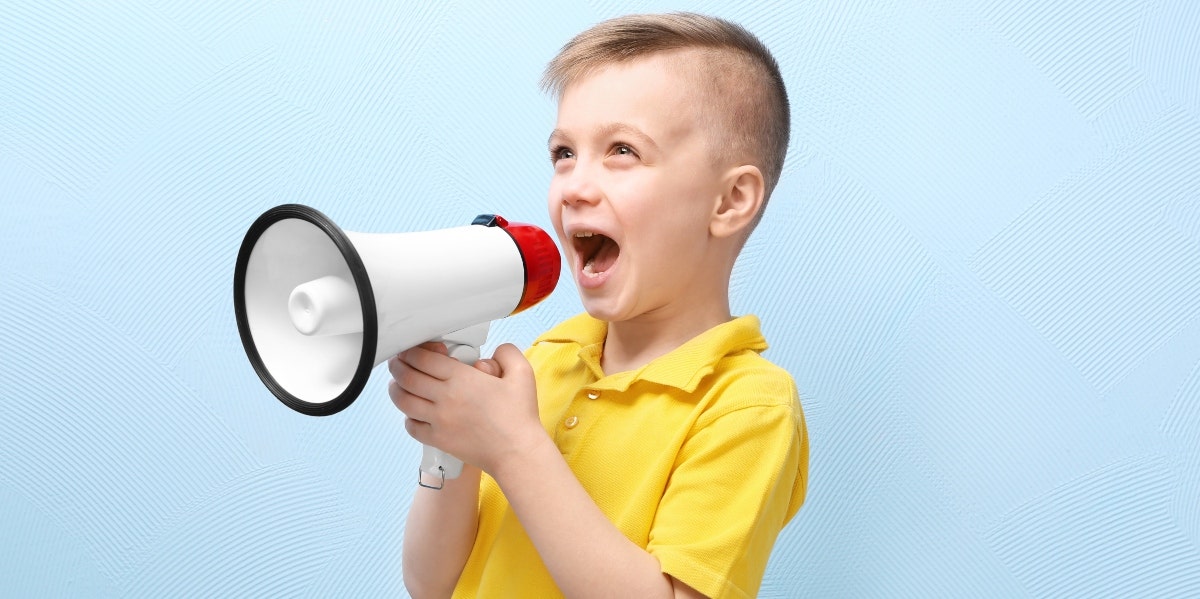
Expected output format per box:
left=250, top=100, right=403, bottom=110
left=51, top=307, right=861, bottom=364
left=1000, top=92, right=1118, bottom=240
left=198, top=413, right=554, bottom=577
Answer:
left=388, top=341, right=543, bottom=475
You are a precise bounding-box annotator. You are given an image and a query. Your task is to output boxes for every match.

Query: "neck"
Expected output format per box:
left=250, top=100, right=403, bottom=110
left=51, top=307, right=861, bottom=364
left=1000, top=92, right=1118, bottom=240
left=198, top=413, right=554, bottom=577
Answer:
left=599, top=240, right=742, bottom=374
left=600, top=295, right=731, bottom=375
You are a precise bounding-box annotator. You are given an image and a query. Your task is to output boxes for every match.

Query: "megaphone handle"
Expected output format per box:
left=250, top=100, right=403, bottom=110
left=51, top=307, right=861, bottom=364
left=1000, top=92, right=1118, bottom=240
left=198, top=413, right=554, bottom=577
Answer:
left=417, top=322, right=491, bottom=490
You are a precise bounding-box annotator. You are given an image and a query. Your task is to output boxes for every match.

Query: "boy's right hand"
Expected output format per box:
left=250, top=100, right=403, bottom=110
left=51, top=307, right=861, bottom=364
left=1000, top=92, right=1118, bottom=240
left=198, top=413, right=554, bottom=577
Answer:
left=387, top=341, right=544, bottom=477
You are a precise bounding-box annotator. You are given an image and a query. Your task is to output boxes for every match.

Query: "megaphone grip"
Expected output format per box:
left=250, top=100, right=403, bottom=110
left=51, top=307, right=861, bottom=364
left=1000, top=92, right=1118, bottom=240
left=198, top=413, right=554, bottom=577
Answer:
left=417, top=328, right=488, bottom=489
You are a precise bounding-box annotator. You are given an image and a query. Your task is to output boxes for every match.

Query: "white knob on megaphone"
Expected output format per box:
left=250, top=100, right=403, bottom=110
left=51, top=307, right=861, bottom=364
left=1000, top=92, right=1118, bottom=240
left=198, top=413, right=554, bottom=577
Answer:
left=288, top=275, right=363, bottom=337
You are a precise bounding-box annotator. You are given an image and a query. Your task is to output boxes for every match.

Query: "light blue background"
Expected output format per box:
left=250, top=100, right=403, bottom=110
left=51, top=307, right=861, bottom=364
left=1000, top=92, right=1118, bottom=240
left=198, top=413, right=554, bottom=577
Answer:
left=3, top=0, right=1199, bottom=596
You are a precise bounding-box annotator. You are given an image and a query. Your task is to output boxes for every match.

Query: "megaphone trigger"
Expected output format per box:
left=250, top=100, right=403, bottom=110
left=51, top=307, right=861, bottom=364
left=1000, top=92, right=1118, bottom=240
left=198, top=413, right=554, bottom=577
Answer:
left=439, top=321, right=491, bottom=355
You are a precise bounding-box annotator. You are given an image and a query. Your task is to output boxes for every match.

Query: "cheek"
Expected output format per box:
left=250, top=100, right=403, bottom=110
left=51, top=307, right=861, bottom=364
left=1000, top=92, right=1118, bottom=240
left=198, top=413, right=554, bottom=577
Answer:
left=546, top=185, right=564, bottom=224
left=546, top=180, right=560, bottom=209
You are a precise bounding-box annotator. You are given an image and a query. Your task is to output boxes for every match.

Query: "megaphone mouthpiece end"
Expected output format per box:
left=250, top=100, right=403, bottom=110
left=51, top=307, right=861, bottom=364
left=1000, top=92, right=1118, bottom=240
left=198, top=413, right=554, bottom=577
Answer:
left=287, top=288, right=320, bottom=335
left=287, top=274, right=364, bottom=337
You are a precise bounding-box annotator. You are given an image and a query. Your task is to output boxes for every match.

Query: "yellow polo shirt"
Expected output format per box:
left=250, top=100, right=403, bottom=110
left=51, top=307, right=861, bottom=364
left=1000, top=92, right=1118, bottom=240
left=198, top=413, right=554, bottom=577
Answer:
left=453, top=314, right=808, bottom=598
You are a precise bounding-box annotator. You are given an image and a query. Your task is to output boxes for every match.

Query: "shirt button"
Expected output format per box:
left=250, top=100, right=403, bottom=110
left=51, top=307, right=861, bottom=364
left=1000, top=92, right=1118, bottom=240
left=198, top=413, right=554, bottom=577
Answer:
left=564, top=416, right=579, bottom=429
left=586, top=391, right=599, bottom=400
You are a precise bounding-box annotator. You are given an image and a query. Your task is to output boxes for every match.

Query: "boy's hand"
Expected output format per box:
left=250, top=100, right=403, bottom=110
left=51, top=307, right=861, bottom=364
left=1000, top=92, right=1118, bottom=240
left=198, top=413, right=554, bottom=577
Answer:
left=387, top=341, right=542, bottom=475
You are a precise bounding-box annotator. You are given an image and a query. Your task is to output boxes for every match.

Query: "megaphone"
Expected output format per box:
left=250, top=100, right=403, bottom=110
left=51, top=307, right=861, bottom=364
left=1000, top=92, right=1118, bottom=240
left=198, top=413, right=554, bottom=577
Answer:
left=233, top=204, right=560, bottom=487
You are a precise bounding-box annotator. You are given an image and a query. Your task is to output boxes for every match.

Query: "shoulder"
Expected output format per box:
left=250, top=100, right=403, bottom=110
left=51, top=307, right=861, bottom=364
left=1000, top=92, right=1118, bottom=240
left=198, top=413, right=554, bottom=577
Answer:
left=706, top=350, right=799, bottom=412
left=692, top=347, right=807, bottom=449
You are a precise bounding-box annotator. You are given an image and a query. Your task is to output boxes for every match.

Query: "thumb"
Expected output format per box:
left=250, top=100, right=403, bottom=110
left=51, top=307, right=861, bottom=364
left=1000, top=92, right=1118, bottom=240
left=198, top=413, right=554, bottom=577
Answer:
left=473, top=358, right=501, bottom=377
left=491, top=343, right=531, bottom=379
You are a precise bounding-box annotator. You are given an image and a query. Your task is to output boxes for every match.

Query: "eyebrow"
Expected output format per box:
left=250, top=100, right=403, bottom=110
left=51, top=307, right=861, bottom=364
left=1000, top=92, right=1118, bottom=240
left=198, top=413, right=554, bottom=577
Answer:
left=547, top=123, right=661, bottom=154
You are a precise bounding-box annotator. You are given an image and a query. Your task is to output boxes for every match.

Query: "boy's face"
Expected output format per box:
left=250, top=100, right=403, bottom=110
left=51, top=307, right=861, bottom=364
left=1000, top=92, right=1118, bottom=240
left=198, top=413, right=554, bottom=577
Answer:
left=547, top=52, right=729, bottom=324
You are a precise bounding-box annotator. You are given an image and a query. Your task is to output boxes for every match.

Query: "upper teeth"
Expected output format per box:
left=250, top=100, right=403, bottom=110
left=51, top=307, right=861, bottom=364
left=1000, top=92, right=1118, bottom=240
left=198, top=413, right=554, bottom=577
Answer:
left=574, top=232, right=595, bottom=238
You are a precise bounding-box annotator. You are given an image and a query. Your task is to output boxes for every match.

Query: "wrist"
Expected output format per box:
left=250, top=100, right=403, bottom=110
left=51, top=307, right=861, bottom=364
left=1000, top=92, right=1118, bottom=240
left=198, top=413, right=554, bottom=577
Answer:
left=487, top=425, right=554, bottom=485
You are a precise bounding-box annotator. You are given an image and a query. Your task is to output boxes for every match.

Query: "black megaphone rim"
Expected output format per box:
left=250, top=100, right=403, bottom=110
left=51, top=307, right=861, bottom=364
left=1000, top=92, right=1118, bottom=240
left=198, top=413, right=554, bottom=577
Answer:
left=233, top=204, right=378, bottom=416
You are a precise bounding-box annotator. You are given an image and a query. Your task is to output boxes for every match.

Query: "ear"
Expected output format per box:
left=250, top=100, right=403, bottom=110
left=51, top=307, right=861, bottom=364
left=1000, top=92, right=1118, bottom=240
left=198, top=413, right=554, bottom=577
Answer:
left=710, top=165, right=765, bottom=239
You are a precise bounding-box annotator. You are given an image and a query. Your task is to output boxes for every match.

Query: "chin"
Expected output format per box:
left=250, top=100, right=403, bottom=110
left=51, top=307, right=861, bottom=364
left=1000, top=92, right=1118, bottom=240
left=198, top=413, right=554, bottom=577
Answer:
left=579, top=297, right=625, bottom=323
left=583, top=300, right=652, bottom=326
left=581, top=304, right=617, bottom=323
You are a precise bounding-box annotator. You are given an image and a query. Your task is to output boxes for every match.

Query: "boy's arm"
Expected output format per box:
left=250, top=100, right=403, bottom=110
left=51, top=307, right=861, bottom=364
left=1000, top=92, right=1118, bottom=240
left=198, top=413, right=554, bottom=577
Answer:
left=389, top=351, right=481, bottom=599
left=399, top=465, right=480, bottom=599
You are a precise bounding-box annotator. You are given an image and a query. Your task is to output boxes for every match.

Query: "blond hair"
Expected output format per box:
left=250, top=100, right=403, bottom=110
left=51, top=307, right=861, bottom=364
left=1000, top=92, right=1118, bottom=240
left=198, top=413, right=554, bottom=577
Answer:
left=542, top=12, right=789, bottom=227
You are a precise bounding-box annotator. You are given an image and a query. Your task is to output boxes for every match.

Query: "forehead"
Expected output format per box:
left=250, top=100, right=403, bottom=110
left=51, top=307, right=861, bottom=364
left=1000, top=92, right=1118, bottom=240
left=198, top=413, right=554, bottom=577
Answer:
left=554, top=51, right=709, bottom=137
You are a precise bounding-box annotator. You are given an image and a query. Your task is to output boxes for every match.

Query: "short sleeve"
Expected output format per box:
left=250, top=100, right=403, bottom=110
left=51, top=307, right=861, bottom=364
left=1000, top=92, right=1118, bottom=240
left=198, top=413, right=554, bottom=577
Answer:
left=647, top=386, right=807, bottom=599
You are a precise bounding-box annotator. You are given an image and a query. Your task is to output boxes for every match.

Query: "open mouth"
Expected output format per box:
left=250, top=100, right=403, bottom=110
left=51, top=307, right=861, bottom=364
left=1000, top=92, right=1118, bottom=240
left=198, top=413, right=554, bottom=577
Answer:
left=572, top=231, right=620, bottom=278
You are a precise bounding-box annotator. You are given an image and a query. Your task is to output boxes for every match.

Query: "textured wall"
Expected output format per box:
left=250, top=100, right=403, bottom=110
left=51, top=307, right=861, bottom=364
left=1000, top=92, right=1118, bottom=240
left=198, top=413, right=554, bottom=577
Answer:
left=2, top=0, right=1199, bottom=596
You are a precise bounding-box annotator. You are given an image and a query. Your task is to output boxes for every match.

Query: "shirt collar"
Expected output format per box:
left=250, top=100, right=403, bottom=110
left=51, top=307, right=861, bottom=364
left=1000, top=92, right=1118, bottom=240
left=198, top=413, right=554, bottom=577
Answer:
left=533, top=313, right=769, bottom=394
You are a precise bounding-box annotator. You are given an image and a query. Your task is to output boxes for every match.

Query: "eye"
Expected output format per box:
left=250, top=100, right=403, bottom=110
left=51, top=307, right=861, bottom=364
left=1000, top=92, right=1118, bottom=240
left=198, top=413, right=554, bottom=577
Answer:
left=612, top=143, right=636, bottom=157
left=550, top=145, right=575, bottom=164
left=606, top=143, right=640, bottom=165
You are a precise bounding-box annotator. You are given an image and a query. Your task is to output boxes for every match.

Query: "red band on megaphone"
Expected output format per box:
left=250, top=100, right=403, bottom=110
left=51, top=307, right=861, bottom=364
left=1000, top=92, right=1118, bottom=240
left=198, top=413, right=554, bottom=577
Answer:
left=497, top=219, right=561, bottom=314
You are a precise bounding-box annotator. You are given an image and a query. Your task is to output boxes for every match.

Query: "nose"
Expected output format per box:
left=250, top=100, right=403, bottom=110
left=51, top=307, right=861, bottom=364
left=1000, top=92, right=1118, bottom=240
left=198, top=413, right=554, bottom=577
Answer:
left=558, top=163, right=602, bottom=207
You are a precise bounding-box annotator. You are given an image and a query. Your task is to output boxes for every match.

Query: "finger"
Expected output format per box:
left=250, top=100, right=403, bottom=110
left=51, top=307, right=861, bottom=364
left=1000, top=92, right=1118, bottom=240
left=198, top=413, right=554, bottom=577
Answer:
left=404, top=417, right=433, bottom=445
left=387, top=355, right=405, bottom=381
left=389, top=379, right=436, bottom=422
left=399, top=344, right=460, bottom=381
left=389, top=356, right=442, bottom=400
left=417, top=341, right=448, bottom=355
left=387, top=343, right=448, bottom=379
left=388, top=378, right=411, bottom=412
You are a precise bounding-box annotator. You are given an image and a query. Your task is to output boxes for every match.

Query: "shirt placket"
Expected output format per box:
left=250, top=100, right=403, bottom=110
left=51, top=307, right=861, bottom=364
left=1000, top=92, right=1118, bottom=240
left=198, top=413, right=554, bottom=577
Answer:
left=554, top=386, right=606, bottom=458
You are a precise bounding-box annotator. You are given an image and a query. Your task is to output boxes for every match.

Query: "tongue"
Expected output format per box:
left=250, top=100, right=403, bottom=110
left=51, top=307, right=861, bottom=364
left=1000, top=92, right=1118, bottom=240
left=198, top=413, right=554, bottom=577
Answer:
left=584, top=236, right=619, bottom=275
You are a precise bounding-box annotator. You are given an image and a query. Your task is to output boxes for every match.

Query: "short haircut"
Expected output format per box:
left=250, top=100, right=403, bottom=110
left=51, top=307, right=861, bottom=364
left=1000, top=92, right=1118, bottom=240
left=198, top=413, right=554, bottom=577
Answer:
left=542, top=12, right=790, bottom=229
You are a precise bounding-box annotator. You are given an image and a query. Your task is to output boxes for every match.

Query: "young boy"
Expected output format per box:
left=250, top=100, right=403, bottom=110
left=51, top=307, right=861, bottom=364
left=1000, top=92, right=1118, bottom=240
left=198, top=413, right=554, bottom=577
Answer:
left=389, top=12, right=807, bottom=599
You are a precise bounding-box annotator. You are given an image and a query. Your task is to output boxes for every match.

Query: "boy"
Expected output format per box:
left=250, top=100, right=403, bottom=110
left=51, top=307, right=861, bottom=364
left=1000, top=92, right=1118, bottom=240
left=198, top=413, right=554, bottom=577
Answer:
left=389, top=12, right=807, bottom=599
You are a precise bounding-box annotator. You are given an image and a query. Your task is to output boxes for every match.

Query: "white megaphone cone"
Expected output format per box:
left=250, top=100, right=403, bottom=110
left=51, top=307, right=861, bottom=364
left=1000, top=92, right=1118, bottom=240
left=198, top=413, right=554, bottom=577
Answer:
left=233, top=204, right=560, bottom=488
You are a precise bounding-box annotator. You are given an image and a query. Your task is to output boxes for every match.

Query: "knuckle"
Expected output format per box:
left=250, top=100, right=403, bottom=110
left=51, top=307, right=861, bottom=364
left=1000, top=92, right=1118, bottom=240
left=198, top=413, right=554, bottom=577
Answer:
left=392, top=390, right=418, bottom=416
left=397, top=367, right=419, bottom=391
